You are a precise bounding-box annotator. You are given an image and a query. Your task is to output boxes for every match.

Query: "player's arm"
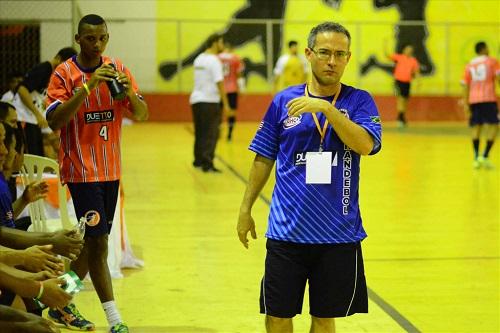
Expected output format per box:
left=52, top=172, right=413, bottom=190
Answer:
left=287, top=97, right=374, bottom=155
left=17, top=85, right=48, bottom=128
left=47, top=64, right=116, bottom=130
left=237, top=154, right=275, bottom=249
left=217, top=81, right=233, bottom=116
left=116, top=70, right=148, bottom=121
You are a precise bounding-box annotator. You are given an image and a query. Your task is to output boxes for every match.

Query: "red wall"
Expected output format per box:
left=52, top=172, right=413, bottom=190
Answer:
left=143, top=94, right=467, bottom=122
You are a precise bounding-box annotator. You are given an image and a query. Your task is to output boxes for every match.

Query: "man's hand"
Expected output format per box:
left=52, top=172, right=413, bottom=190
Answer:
left=50, top=229, right=84, bottom=260
left=21, top=245, right=64, bottom=276
left=22, top=181, right=49, bottom=203
left=36, top=115, right=49, bottom=129
left=237, top=211, right=257, bottom=249
left=115, top=71, right=134, bottom=97
left=286, top=96, right=333, bottom=117
left=87, top=63, right=116, bottom=90
left=39, top=278, right=72, bottom=309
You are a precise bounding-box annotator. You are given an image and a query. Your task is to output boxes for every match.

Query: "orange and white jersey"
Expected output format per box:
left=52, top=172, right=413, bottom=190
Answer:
left=46, top=56, right=140, bottom=183
left=462, top=55, right=500, bottom=104
left=218, top=52, right=244, bottom=93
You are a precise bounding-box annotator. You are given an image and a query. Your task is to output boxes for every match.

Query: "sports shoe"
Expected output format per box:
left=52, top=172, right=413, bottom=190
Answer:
left=473, top=158, right=481, bottom=169
left=110, top=322, right=129, bottom=333
left=48, top=303, right=95, bottom=331
left=478, top=156, right=494, bottom=169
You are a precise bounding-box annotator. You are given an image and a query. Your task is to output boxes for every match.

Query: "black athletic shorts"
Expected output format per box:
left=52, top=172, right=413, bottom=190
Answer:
left=227, top=92, right=238, bottom=110
left=395, top=80, right=411, bottom=98
left=260, top=239, right=368, bottom=318
left=469, top=102, right=499, bottom=126
left=67, top=181, right=119, bottom=237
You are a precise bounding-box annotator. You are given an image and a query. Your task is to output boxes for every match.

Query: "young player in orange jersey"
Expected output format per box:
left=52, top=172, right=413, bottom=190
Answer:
left=462, top=41, right=500, bottom=169
left=46, top=14, right=148, bottom=333
left=387, top=43, right=420, bottom=127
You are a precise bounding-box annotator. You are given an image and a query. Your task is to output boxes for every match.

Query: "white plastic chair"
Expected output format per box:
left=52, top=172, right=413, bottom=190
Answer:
left=19, top=154, right=76, bottom=232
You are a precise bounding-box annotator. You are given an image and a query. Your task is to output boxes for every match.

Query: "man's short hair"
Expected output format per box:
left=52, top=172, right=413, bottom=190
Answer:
left=56, top=47, right=77, bottom=61
left=288, top=40, right=298, bottom=48
left=78, top=14, right=107, bottom=34
left=205, top=33, right=223, bottom=49
left=475, top=41, right=487, bottom=54
left=307, top=22, right=351, bottom=49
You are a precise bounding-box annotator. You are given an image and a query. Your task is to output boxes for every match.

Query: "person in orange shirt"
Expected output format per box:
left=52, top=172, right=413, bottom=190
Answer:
left=46, top=14, right=148, bottom=333
left=387, top=44, right=420, bottom=127
left=461, top=41, right=500, bottom=169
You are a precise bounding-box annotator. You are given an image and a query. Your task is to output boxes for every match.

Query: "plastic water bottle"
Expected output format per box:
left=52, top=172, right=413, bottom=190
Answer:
left=106, top=63, right=127, bottom=100
left=75, top=217, right=86, bottom=240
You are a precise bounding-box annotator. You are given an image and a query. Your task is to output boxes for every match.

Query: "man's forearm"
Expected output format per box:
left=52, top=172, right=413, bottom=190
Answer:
left=0, top=264, right=39, bottom=298
left=128, top=93, right=148, bottom=121
left=0, top=247, right=24, bottom=266
left=47, top=88, right=88, bottom=130
left=0, top=227, right=53, bottom=250
left=17, top=85, right=42, bottom=117
left=240, top=155, right=274, bottom=213
left=324, top=105, right=374, bottom=155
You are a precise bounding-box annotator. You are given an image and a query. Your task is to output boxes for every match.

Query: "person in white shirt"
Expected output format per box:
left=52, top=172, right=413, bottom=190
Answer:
left=190, top=33, right=233, bottom=173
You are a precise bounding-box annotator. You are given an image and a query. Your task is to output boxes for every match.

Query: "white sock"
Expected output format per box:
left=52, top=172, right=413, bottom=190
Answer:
left=102, top=300, right=122, bottom=327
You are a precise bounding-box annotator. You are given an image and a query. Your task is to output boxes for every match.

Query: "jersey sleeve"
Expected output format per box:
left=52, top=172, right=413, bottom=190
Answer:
left=249, top=99, right=281, bottom=160
left=390, top=53, right=400, bottom=62
left=45, top=66, right=73, bottom=116
left=274, top=55, right=287, bottom=76
left=461, top=64, right=471, bottom=86
left=494, top=58, right=500, bottom=76
left=350, top=91, right=382, bottom=155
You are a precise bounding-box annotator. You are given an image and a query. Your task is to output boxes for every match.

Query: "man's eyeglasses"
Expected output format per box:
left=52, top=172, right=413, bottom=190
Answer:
left=310, top=48, right=349, bottom=61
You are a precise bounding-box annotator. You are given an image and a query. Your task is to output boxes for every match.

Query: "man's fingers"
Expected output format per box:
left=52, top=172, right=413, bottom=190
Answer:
left=250, top=225, right=257, bottom=239
left=238, top=232, right=249, bottom=249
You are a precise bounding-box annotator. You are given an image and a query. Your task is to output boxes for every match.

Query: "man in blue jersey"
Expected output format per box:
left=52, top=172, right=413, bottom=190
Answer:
left=237, top=22, right=382, bottom=333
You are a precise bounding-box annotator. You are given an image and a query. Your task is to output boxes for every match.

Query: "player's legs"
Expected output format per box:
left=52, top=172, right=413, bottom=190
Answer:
left=265, top=315, right=293, bottom=333
left=227, top=92, right=238, bottom=141
left=310, top=316, right=335, bottom=333
left=395, top=81, right=410, bottom=126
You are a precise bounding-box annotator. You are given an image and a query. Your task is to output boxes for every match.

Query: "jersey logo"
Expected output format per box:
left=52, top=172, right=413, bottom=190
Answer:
left=85, top=110, right=114, bottom=124
left=294, top=151, right=338, bottom=166
left=283, top=115, right=302, bottom=129
left=370, top=116, right=381, bottom=123
left=258, top=121, right=264, bottom=130
left=83, top=210, right=101, bottom=226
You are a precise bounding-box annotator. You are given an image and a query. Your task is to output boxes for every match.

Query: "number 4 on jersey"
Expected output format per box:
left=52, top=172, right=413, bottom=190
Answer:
left=99, top=125, right=108, bottom=141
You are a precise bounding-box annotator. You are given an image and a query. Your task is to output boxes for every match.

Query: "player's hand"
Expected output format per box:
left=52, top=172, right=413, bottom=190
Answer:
left=286, top=96, right=332, bottom=117
left=22, top=181, right=49, bottom=203
left=223, top=106, right=235, bottom=118
left=50, top=229, right=84, bottom=260
left=39, top=278, right=72, bottom=309
left=87, top=63, right=117, bottom=90
left=237, top=210, right=257, bottom=249
left=21, top=245, right=64, bottom=276
left=116, top=71, right=134, bottom=97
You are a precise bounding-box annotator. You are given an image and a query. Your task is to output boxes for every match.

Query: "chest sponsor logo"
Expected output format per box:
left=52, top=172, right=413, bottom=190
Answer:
left=283, top=115, right=302, bottom=129
left=85, top=110, right=114, bottom=124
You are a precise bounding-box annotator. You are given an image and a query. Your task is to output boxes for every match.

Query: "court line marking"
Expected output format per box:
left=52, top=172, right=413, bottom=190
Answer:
left=366, top=256, right=499, bottom=262
left=215, top=154, right=422, bottom=333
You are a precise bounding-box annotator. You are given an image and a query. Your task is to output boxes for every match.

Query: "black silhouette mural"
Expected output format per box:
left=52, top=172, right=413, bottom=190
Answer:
left=159, top=0, right=287, bottom=81
left=158, top=0, right=433, bottom=82
left=360, top=0, right=434, bottom=76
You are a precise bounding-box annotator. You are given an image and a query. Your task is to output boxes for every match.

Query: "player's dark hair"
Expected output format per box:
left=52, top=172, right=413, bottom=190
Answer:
left=206, top=33, right=223, bottom=49
left=308, top=22, right=351, bottom=49
left=78, top=14, right=107, bottom=34
left=475, top=41, right=487, bottom=54
left=56, top=47, right=77, bottom=61
left=288, top=40, right=298, bottom=48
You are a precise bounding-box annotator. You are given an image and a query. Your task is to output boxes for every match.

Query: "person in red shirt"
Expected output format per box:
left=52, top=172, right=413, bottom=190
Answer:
left=46, top=14, right=148, bottom=333
left=462, top=41, right=500, bottom=169
left=387, top=44, right=420, bottom=127
left=218, top=42, right=245, bottom=141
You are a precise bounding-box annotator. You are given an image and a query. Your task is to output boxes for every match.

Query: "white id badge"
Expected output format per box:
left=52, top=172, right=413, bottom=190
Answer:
left=305, top=151, right=332, bottom=184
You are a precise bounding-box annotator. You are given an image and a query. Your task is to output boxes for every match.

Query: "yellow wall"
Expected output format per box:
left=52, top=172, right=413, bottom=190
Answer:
left=156, top=0, right=500, bottom=95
